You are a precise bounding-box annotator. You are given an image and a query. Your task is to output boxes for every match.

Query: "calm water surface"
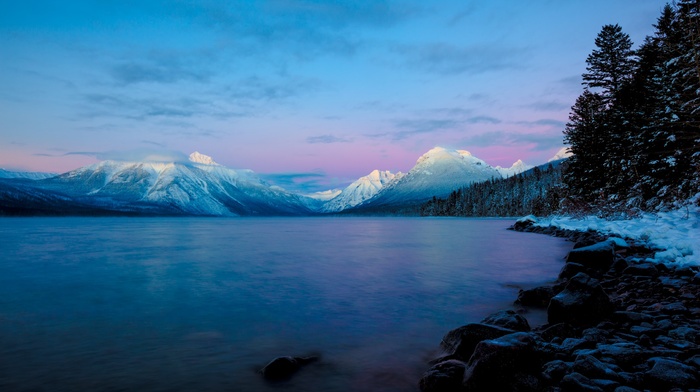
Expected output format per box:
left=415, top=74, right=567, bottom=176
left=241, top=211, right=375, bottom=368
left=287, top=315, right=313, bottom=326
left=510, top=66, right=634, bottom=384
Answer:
left=0, top=217, right=571, bottom=392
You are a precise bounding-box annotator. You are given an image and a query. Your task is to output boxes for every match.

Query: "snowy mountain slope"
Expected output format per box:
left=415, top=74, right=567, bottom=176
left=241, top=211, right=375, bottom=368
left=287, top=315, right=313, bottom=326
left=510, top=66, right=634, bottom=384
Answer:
left=30, top=153, right=316, bottom=216
left=306, top=189, right=342, bottom=201
left=549, top=147, right=572, bottom=162
left=0, top=168, right=57, bottom=180
left=350, top=147, right=501, bottom=210
left=495, top=160, right=533, bottom=178
left=322, top=170, right=402, bottom=212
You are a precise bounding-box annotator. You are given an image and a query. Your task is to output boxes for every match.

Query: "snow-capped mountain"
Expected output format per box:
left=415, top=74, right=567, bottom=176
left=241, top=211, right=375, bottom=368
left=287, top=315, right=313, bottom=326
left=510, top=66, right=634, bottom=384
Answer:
left=495, top=159, right=533, bottom=178
left=1, top=148, right=553, bottom=216
left=306, top=189, right=342, bottom=201
left=349, top=147, right=501, bottom=210
left=0, top=168, right=57, bottom=180
left=322, top=170, right=402, bottom=212
left=549, top=147, right=572, bottom=162
left=28, top=153, right=315, bottom=216
left=189, top=151, right=219, bottom=165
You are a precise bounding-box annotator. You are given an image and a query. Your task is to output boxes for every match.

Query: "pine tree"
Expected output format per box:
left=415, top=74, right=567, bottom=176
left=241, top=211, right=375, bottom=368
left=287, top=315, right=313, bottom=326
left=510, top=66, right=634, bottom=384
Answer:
left=563, top=90, right=607, bottom=202
left=582, top=24, right=637, bottom=104
left=673, top=0, right=700, bottom=199
left=579, top=24, right=638, bottom=201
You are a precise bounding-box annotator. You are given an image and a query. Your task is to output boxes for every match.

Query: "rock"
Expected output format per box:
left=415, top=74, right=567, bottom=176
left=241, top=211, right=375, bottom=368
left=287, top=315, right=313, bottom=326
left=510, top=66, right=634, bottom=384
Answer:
left=648, top=302, right=688, bottom=315
left=541, top=322, right=579, bottom=342
left=462, top=332, right=548, bottom=390
left=418, top=359, right=466, bottom=392
left=644, top=357, right=699, bottom=390
left=593, top=342, right=653, bottom=368
left=566, top=241, right=616, bottom=272
left=440, top=323, right=516, bottom=360
left=516, top=286, right=555, bottom=308
left=590, top=378, right=620, bottom=391
left=609, top=258, right=629, bottom=274
left=611, top=311, right=654, bottom=324
left=622, top=263, right=658, bottom=277
left=548, top=273, right=614, bottom=326
left=260, top=356, right=318, bottom=381
left=669, top=326, right=699, bottom=343
left=481, top=309, right=531, bottom=331
left=560, top=337, right=595, bottom=354
left=560, top=372, right=604, bottom=392
left=541, top=360, right=572, bottom=382
left=559, top=262, right=588, bottom=280
left=686, top=354, right=700, bottom=369
left=513, top=216, right=537, bottom=230
left=573, top=354, right=622, bottom=382
left=613, top=387, right=641, bottom=392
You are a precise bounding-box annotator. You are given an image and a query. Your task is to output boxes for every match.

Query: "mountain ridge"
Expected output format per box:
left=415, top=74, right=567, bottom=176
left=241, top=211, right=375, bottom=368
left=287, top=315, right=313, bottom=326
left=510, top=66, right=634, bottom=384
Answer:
left=0, top=148, right=568, bottom=216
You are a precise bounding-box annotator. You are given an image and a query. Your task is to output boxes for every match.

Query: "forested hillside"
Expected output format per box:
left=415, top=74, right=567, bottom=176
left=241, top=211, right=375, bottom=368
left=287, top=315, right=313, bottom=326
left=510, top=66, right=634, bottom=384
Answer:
left=564, top=1, right=699, bottom=210
left=419, top=162, right=566, bottom=217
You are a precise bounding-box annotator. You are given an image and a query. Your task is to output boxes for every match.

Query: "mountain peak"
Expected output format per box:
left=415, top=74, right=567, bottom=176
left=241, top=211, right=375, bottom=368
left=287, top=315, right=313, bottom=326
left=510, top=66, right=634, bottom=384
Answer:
left=189, top=152, right=219, bottom=166
left=416, top=147, right=477, bottom=166
left=549, top=147, right=572, bottom=162
left=495, top=159, right=532, bottom=178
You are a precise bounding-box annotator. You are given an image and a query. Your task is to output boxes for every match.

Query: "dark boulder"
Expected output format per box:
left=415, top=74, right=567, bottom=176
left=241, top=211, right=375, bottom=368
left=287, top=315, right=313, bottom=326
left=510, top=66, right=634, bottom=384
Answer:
left=541, top=359, right=572, bottom=383
left=548, top=273, right=614, bottom=326
left=566, top=241, right=616, bottom=272
left=560, top=371, right=604, bottom=392
left=516, top=286, right=555, bottom=308
left=481, top=309, right=531, bottom=331
left=540, top=322, right=579, bottom=342
left=644, top=357, right=699, bottom=390
left=572, top=354, right=622, bottom=382
left=622, top=263, right=659, bottom=277
left=440, top=323, right=516, bottom=360
left=462, top=332, right=549, bottom=391
left=512, top=216, right=536, bottom=231
left=260, top=356, right=318, bottom=381
left=418, top=359, right=466, bottom=392
left=590, top=342, right=653, bottom=368
left=559, top=262, right=588, bottom=281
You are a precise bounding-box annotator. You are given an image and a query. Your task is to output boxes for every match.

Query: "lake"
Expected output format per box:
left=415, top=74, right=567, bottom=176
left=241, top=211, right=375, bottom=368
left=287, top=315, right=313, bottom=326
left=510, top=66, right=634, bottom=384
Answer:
left=0, top=217, right=571, bottom=391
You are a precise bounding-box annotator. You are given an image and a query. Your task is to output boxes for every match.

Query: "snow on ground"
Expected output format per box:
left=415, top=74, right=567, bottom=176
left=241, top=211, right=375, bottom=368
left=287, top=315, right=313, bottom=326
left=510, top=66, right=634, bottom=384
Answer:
left=531, top=205, right=700, bottom=267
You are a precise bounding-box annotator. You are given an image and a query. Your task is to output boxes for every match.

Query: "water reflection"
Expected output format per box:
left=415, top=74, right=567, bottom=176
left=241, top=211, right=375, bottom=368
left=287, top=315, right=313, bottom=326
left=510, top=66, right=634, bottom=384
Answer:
left=0, top=217, right=570, bottom=391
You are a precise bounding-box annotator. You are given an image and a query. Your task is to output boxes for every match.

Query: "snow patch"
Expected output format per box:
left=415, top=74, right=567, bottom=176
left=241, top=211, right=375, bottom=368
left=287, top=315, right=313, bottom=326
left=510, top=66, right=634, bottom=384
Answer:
left=189, top=152, right=219, bottom=166
left=535, top=206, right=700, bottom=266
left=496, top=159, right=533, bottom=178
left=548, top=147, right=572, bottom=162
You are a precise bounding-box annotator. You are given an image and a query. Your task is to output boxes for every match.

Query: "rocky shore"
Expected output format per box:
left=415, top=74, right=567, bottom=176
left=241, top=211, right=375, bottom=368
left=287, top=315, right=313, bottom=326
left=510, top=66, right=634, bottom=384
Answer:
left=419, top=219, right=700, bottom=392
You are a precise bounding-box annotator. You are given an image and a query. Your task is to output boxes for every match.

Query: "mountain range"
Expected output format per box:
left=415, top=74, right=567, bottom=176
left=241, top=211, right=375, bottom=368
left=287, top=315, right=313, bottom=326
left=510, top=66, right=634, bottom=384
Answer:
left=0, top=148, right=569, bottom=216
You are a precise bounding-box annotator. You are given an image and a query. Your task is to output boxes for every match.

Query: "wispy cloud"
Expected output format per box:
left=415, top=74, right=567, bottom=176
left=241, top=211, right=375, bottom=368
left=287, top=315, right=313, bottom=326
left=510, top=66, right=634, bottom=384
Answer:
left=227, top=75, right=321, bottom=102
left=391, top=42, right=528, bottom=75
left=111, top=61, right=210, bottom=85
left=463, top=130, right=563, bottom=151
left=306, top=134, right=351, bottom=144
left=64, top=149, right=190, bottom=163
left=516, top=118, right=566, bottom=128
left=527, top=100, right=572, bottom=112
left=466, top=115, right=501, bottom=124
left=392, top=118, right=462, bottom=140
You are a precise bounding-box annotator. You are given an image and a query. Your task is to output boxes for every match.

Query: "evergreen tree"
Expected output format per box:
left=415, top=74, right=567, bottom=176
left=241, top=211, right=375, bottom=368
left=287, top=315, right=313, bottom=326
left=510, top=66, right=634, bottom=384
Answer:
left=563, top=90, right=607, bottom=202
left=582, top=24, right=637, bottom=104
left=672, top=0, right=700, bottom=199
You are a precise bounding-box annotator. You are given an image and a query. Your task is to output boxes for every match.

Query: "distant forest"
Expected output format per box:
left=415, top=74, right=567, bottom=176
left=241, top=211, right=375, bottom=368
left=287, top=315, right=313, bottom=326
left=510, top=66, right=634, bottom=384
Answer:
left=423, top=2, right=700, bottom=218
left=420, top=162, right=566, bottom=217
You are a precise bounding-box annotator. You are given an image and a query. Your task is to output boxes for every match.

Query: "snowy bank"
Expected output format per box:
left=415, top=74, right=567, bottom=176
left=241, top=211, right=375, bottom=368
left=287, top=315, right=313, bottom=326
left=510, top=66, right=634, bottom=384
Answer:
left=531, top=206, right=700, bottom=266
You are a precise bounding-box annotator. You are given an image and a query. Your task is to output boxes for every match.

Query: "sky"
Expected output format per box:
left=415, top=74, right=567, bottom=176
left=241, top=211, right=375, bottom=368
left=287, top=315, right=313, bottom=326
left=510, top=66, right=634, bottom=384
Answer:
left=0, top=0, right=667, bottom=193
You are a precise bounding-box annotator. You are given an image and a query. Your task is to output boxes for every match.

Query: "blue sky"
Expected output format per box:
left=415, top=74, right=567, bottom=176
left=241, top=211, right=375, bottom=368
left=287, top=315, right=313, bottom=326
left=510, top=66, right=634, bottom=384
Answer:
left=0, top=0, right=665, bottom=192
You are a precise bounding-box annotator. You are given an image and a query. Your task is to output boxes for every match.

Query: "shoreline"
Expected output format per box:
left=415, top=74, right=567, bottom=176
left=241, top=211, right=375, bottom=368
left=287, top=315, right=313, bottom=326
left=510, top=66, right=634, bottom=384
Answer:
left=419, top=219, right=700, bottom=391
